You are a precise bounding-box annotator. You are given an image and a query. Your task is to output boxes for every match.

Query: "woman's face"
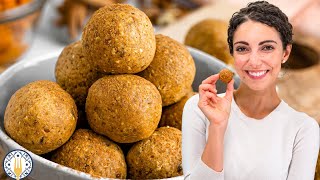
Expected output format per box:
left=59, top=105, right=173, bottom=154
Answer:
left=232, top=20, right=291, bottom=91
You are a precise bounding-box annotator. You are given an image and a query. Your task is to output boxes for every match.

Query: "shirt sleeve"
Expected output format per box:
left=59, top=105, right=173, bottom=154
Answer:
left=182, top=95, right=224, bottom=180
left=287, top=117, right=320, bottom=180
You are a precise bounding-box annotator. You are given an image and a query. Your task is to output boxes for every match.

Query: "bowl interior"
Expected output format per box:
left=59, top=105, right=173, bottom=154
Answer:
left=0, top=48, right=239, bottom=179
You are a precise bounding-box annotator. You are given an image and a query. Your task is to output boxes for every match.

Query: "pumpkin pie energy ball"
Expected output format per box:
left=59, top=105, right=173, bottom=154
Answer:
left=185, top=19, right=233, bottom=65
left=86, top=74, right=162, bottom=143
left=219, top=68, right=234, bottom=84
left=126, top=127, right=182, bottom=179
left=138, top=34, right=196, bottom=106
left=55, top=41, right=102, bottom=107
left=82, top=4, right=156, bottom=74
left=4, top=80, right=77, bottom=155
left=51, top=129, right=127, bottom=179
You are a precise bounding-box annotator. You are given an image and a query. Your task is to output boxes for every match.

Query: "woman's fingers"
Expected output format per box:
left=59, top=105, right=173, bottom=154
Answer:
left=201, top=74, right=219, bottom=85
left=199, top=84, right=217, bottom=94
left=199, top=75, right=218, bottom=97
left=199, top=90, right=218, bottom=108
left=205, top=91, right=218, bottom=104
left=198, top=83, right=217, bottom=103
left=224, top=79, right=234, bottom=102
left=199, top=74, right=233, bottom=110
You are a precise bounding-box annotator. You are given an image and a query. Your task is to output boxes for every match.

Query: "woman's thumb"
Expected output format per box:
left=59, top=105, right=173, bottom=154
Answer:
left=224, top=79, right=234, bottom=102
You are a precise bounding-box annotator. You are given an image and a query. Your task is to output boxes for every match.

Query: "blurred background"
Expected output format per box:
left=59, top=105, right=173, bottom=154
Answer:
left=0, top=0, right=319, bottom=72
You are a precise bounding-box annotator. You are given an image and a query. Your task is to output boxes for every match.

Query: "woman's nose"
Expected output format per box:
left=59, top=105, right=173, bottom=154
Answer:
left=248, top=52, right=262, bottom=68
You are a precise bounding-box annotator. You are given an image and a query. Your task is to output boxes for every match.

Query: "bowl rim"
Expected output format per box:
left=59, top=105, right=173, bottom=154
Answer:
left=0, top=47, right=235, bottom=180
left=0, top=0, right=47, bottom=23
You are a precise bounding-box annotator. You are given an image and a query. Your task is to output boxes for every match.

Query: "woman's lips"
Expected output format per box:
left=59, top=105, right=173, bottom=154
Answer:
left=245, top=70, right=269, bottom=79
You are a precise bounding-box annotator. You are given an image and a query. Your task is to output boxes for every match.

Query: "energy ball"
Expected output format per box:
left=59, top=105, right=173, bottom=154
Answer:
left=159, top=89, right=196, bottom=130
left=4, top=80, right=77, bottom=155
left=138, top=34, right=196, bottom=106
left=55, top=41, right=102, bottom=107
left=86, top=74, right=162, bottom=143
left=219, top=68, right=234, bottom=84
left=82, top=4, right=156, bottom=74
left=185, top=19, right=233, bottom=65
left=51, top=129, right=127, bottom=179
left=126, top=127, right=182, bottom=179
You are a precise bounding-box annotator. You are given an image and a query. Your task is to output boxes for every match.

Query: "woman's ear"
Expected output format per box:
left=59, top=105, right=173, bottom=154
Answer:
left=282, top=44, right=292, bottom=63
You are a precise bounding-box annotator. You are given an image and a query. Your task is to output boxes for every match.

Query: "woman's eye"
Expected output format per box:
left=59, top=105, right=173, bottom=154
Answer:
left=262, top=45, right=274, bottom=51
left=235, top=47, right=247, bottom=52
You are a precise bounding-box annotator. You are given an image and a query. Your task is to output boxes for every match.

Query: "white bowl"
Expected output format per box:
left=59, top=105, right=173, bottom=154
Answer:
left=0, top=47, right=239, bottom=179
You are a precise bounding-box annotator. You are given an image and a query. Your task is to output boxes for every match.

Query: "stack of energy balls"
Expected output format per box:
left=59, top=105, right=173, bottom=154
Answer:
left=4, top=4, right=196, bottom=179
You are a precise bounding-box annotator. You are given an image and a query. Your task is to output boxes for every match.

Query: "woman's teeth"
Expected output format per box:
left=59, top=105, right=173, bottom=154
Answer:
left=248, top=70, right=267, bottom=77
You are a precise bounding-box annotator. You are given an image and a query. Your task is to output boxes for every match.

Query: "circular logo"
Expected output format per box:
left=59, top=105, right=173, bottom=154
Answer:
left=3, top=149, right=33, bottom=179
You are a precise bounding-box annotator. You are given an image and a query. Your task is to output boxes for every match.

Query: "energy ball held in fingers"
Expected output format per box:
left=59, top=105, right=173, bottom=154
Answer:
left=219, top=68, right=234, bottom=84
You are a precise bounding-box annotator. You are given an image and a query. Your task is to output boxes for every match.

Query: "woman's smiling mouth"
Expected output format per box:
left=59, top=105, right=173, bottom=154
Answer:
left=245, top=70, right=269, bottom=79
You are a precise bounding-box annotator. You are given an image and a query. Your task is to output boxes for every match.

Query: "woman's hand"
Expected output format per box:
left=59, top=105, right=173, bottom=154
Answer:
left=198, top=74, right=234, bottom=129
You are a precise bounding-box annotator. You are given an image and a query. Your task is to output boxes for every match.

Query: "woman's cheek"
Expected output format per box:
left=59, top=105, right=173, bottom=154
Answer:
left=233, top=55, right=248, bottom=68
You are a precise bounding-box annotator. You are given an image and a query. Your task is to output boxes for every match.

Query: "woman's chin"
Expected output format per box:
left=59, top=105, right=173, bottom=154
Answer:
left=246, top=83, right=274, bottom=92
left=239, top=80, right=267, bottom=91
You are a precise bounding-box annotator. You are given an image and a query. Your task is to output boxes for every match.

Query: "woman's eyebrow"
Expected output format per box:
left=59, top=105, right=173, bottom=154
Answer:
left=234, top=40, right=277, bottom=46
left=234, top=41, right=248, bottom=45
left=259, top=40, right=277, bottom=45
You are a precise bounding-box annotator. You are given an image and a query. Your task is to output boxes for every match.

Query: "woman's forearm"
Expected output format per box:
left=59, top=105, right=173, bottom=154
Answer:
left=201, top=125, right=225, bottom=172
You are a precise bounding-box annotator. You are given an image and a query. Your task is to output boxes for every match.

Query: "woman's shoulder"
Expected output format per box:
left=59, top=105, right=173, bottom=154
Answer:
left=280, top=101, right=319, bottom=147
left=280, top=100, right=319, bottom=130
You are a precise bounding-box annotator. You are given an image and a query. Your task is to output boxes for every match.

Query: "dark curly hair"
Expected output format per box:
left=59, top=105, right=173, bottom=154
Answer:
left=227, top=1, right=293, bottom=54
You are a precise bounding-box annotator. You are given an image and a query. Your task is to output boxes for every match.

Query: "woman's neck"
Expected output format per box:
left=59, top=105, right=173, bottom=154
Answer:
left=233, top=84, right=281, bottom=120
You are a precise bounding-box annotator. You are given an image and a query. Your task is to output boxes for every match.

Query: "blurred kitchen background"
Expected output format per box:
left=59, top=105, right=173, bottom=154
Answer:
left=0, top=0, right=319, bottom=71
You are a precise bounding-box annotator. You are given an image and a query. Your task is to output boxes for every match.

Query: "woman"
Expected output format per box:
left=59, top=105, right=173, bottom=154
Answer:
left=182, top=1, right=319, bottom=179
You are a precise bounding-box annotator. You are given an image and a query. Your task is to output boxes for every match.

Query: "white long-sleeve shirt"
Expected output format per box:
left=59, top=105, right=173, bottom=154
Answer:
left=182, top=94, right=319, bottom=180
